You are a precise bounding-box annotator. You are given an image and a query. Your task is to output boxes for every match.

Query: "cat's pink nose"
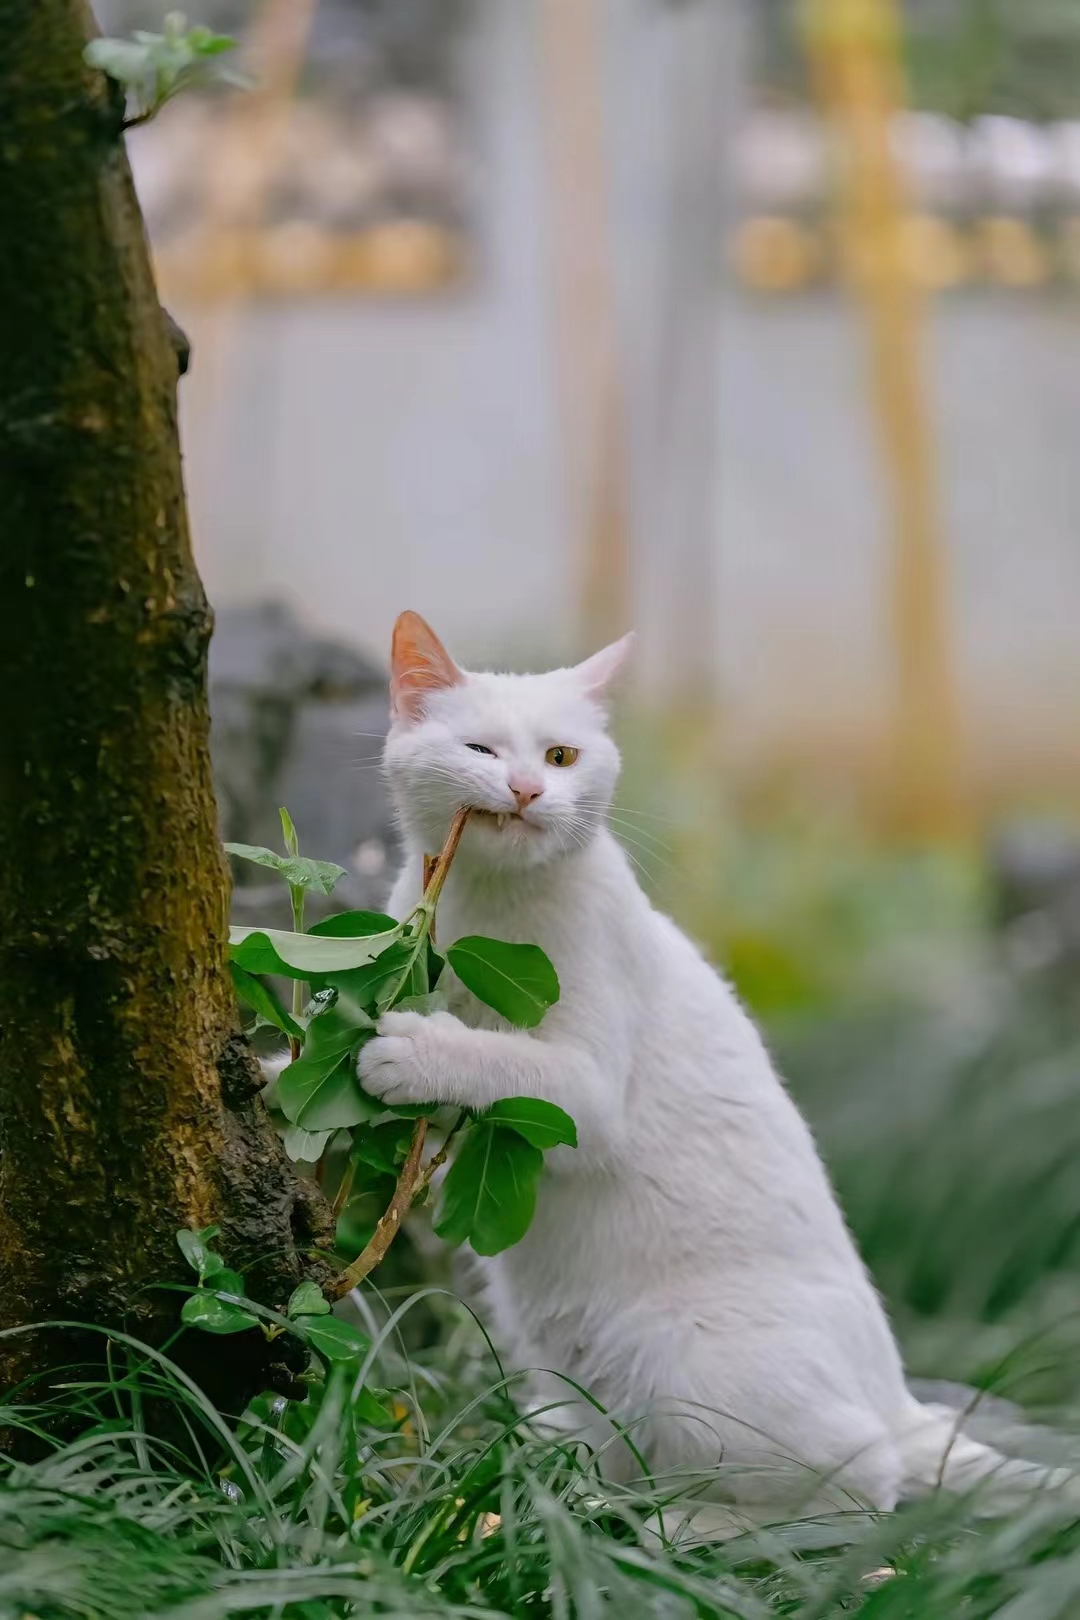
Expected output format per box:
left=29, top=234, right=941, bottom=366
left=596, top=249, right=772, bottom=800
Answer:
left=509, top=779, right=543, bottom=810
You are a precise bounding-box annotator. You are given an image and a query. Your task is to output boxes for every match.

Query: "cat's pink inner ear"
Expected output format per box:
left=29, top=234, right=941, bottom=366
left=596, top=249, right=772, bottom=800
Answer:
left=390, top=611, right=463, bottom=722
left=572, top=632, right=635, bottom=701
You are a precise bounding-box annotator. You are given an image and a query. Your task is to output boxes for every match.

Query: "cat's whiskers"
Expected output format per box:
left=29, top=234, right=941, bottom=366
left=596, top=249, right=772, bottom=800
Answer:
left=554, top=822, right=589, bottom=859
left=575, top=803, right=670, bottom=833
left=559, top=808, right=660, bottom=880
left=575, top=797, right=681, bottom=827
left=560, top=811, right=597, bottom=848
left=603, top=817, right=671, bottom=855
left=567, top=803, right=669, bottom=870
left=576, top=801, right=675, bottom=848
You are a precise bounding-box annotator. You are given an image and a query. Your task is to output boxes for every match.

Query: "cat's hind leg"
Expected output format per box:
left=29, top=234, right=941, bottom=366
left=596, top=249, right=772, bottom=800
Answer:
left=629, top=1327, right=905, bottom=1520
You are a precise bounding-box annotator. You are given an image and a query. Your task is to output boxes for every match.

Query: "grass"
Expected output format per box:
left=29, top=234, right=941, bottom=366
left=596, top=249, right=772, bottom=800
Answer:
left=780, top=975, right=1080, bottom=1421
left=5, top=1292, right=1080, bottom=1619
left=4, top=842, right=1080, bottom=1616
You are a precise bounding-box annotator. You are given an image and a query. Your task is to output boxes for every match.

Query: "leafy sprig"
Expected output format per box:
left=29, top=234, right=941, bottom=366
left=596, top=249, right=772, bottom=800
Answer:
left=85, top=11, right=247, bottom=130
left=181, top=805, right=575, bottom=1356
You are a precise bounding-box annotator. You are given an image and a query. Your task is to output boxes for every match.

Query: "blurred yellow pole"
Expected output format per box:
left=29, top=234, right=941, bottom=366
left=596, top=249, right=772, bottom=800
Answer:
left=804, top=0, right=967, bottom=840
left=539, top=0, right=631, bottom=651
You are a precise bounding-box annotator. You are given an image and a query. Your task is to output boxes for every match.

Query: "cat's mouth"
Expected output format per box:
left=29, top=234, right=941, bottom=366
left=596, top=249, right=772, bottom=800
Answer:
left=472, top=808, right=539, bottom=833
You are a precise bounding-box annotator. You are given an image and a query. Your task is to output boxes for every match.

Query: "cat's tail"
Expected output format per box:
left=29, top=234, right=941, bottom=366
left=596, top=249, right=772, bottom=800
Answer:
left=899, top=1399, right=1080, bottom=1511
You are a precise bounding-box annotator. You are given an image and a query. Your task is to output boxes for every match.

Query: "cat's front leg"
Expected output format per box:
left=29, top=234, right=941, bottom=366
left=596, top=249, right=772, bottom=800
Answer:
left=358, top=1010, right=618, bottom=1141
left=358, top=1010, right=487, bottom=1110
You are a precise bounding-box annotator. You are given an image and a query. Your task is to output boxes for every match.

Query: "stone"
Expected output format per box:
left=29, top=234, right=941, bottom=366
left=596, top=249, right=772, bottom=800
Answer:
left=209, top=601, right=396, bottom=926
left=989, top=818, right=1080, bottom=971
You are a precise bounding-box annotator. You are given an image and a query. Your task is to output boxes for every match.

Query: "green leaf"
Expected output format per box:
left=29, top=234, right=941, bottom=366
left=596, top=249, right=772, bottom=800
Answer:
left=229, top=962, right=303, bottom=1039
left=301, top=1314, right=371, bottom=1365
left=209, top=1267, right=247, bottom=1298
left=351, top=1120, right=414, bottom=1177
left=309, top=910, right=399, bottom=938
left=181, top=1285, right=258, bottom=1336
left=287, top=1281, right=331, bottom=1318
left=404, top=952, right=431, bottom=1000
left=354, top=1386, right=394, bottom=1426
left=224, top=841, right=281, bottom=869
left=315, top=994, right=377, bottom=1041
left=376, top=949, right=425, bottom=1012
left=282, top=1125, right=333, bottom=1163
left=84, top=21, right=242, bottom=114
left=311, top=941, right=417, bottom=1017
left=176, top=1226, right=225, bottom=1279
left=84, top=37, right=155, bottom=86
left=274, top=856, right=347, bottom=896
left=334, top=1171, right=396, bottom=1257
left=279, top=805, right=299, bottom=856
left=225, top=843, right=347, bottom=897
left=445, top=936, right=559, bottom=1029
left=229, top=924, right=401, bottom=979
left=433, top=1122, right=544, bottom=1256
left=483, top=1097, right=578, bottom=1151
left=189, top=28, right=238, bottom=56
left=391, top=990, right=449, bottom=1017
left=276, top=1011, right=379, bottom=1130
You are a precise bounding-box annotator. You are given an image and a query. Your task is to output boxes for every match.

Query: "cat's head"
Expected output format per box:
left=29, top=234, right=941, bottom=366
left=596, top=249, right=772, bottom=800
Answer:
left=383, top=611, right=632, bottom=870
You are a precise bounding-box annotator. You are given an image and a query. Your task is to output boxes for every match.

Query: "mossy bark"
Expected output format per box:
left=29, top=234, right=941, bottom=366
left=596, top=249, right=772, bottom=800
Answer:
left=0, top=0, right=332, bottom=1407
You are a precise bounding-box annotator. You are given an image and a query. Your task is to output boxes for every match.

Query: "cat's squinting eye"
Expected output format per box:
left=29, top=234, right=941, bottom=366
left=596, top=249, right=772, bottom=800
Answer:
left=545, top=746, right=579, bottom=767
left=466, top=743, right=496, bottom=756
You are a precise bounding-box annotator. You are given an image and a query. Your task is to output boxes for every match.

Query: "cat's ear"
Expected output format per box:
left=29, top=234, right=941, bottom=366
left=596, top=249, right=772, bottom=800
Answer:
left=390, top=611, right=463, bottom=723
left=572, top=632, right=635, bottom=702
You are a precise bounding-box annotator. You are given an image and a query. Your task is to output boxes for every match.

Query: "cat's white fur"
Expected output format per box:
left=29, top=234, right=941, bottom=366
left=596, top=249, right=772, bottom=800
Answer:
left=359, top=613, right=1073, bottom=1520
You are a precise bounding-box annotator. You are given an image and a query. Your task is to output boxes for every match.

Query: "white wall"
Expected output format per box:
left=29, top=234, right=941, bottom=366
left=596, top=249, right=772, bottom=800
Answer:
left=177, top=0, right=572, bottom=673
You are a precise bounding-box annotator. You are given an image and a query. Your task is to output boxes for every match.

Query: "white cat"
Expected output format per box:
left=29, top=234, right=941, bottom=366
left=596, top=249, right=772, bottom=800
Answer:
left=359, top=610, right=1072, bottom=1524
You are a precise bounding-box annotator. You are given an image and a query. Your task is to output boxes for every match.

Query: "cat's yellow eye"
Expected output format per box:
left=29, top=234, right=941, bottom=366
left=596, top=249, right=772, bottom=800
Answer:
left=545, top=745, right=579, bottom=768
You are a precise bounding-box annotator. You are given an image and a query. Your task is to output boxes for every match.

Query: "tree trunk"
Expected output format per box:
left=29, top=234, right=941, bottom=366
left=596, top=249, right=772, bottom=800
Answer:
left=0, top=0, right=332, bottom=1409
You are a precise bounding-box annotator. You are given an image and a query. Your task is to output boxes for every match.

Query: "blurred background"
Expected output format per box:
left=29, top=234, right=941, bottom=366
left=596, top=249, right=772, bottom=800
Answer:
left=102, top=0, right=1080, bottom=1422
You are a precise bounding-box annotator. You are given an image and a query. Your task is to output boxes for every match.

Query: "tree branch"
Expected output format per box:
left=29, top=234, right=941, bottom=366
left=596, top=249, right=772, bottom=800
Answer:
left=328, top=1119, right=429, bottom=1300
left=326, top=807, right=472, bottom=1300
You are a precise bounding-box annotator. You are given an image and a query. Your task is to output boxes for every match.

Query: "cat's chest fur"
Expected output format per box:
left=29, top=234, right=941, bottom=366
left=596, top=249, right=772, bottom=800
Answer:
left=389, top=840, right=625, bottom=1035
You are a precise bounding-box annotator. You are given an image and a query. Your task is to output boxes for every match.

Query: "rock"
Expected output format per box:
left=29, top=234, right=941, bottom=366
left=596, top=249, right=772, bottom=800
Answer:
left=209, top=601, right=396, bottom=925
left=989, top=818, right=1080, bottom=973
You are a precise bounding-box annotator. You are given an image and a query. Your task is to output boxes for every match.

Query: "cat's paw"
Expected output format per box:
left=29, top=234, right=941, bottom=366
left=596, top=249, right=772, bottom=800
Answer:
left=357, top=1009, right=466, bottom=1108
